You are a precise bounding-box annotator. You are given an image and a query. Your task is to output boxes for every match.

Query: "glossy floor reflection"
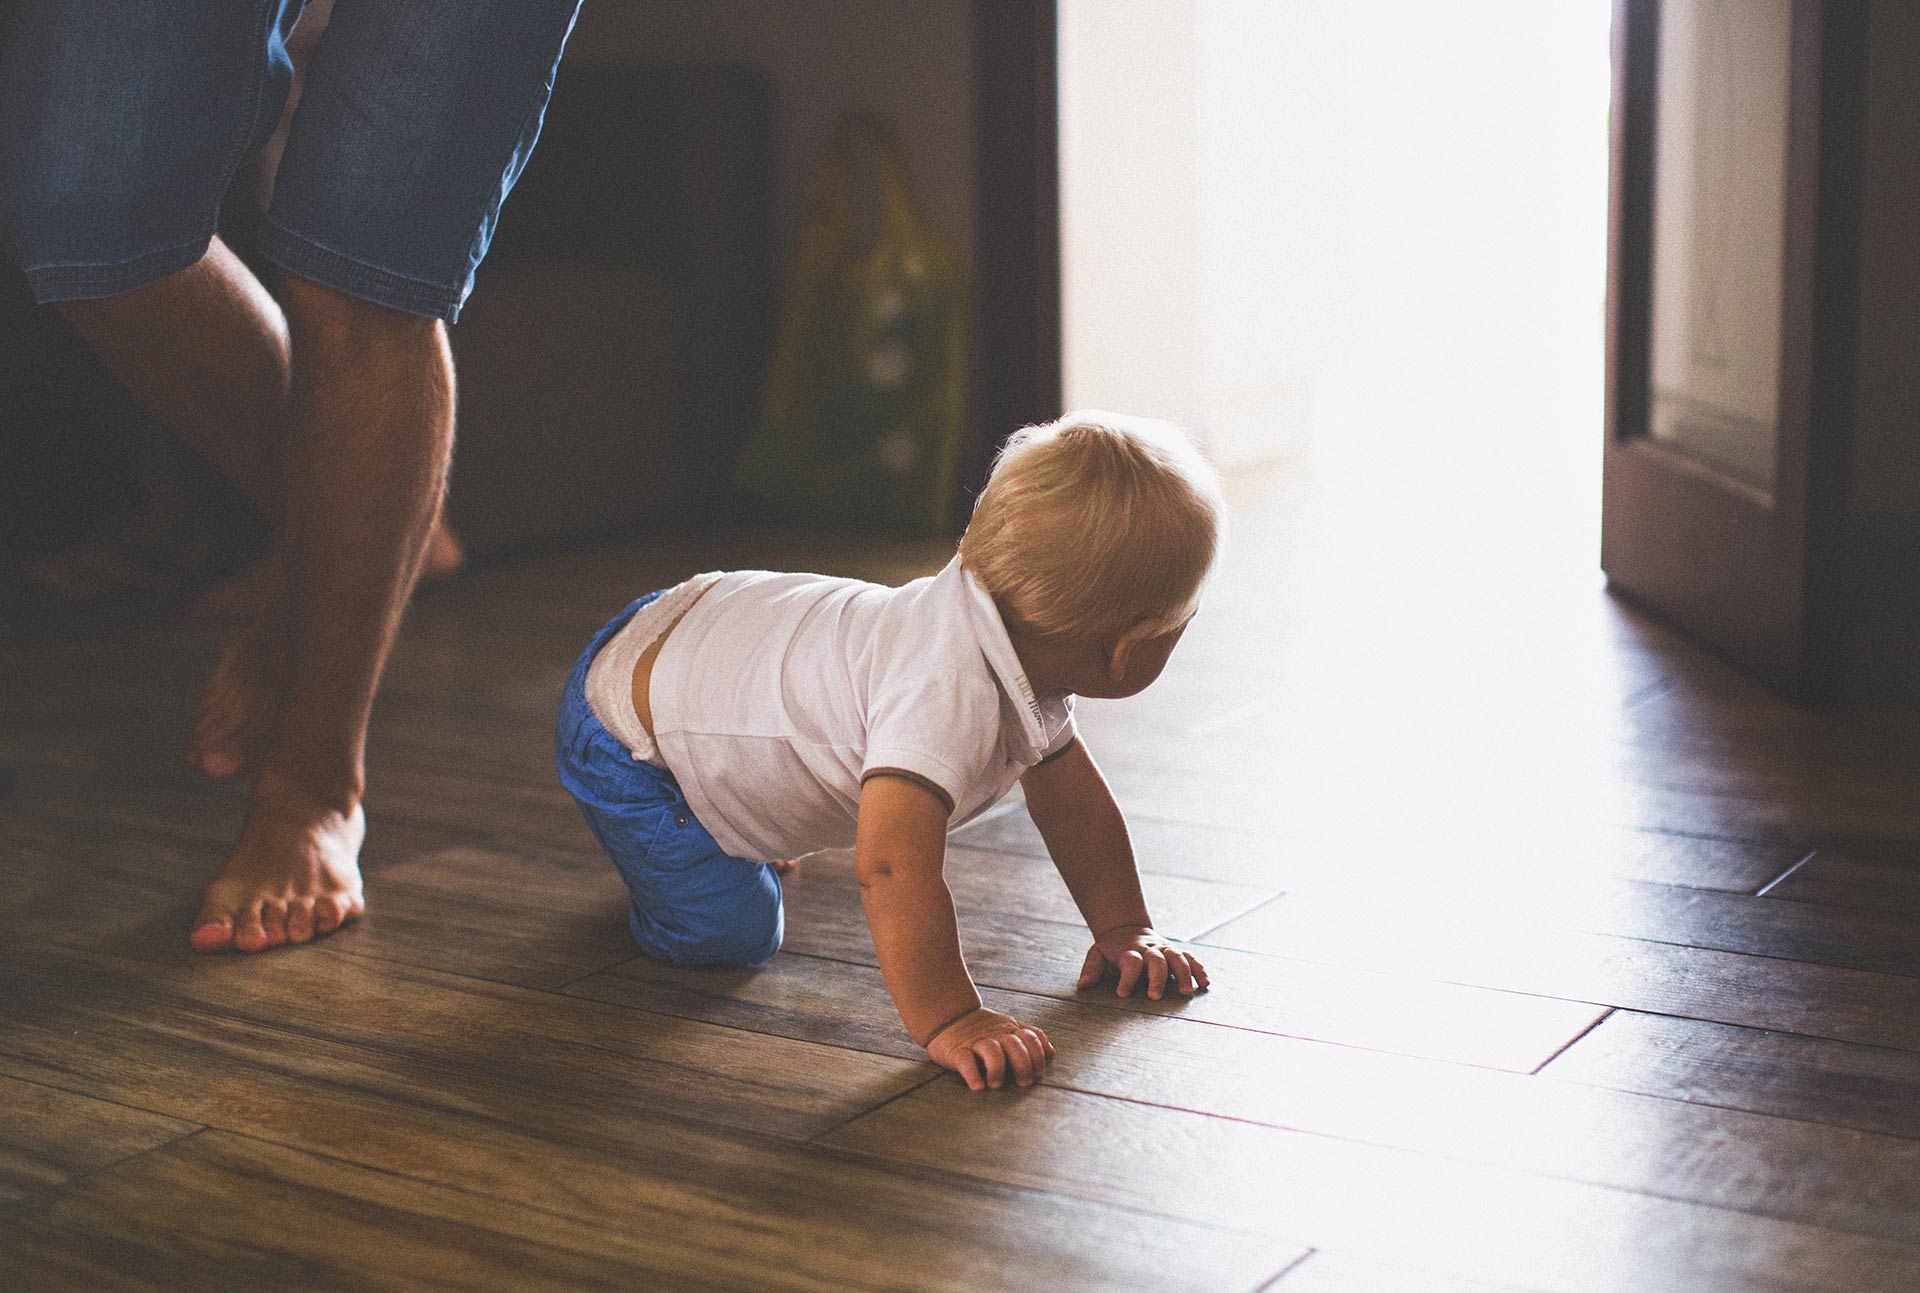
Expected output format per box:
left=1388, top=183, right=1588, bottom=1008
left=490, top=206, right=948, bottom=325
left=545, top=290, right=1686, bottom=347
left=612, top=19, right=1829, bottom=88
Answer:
left=4, top=453, right=1919, bottom=1290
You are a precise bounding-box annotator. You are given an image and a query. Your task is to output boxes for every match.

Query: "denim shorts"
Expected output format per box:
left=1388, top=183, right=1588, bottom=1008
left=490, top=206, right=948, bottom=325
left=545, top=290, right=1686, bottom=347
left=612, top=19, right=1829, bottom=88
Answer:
left=0, top=0, right=580, bottom=321
left=555, top=592, right=785, bottom=968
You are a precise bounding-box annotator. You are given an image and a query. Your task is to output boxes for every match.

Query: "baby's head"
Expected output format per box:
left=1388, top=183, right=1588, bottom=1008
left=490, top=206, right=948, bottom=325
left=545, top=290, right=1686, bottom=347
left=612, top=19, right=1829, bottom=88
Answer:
left=960, top=410, right=1227, bottom=699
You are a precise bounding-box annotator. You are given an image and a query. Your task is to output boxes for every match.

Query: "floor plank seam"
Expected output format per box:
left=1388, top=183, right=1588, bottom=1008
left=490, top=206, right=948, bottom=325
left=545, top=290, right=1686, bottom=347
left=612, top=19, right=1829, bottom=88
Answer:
left=1620, top=677, right=1681, bottom=711
left=1186, top=926, right=1920, bottom=1025
left=545, top=954, right=649, bottom=995
left=851, top=1078, right=1920, bottom=1256
left=0, top=1067, right=210, bottom=1136
left=1528, top=1006, right=1618, bottom=1075
left=813, top=1135, right=1300, bottom=1248
left=1250, top=1246, right=1319, bottom=1291
left=1753, top=850, right=1819, bottom=897
left=803, top=1071, right=947, bottom=1146
left=1182, top=892, right=1288, bottom=946
left=1, top=1124, right=211, bottom=1219
left=320, top=942, right=641, bottom=999
left=551, top=979, right=938, bottom=1068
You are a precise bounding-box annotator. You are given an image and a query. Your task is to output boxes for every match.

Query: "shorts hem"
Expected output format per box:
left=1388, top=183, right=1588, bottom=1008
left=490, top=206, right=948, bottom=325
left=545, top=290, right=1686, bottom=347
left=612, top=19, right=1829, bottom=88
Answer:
left=259, top=221, right=467, bottom=322
left=21, top=239, right=214, bottom=304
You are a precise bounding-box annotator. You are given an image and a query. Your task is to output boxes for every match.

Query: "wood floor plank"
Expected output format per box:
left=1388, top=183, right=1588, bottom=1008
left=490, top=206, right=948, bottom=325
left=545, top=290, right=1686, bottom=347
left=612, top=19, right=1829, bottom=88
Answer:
left=1200, top=893, right=1920, bottom=1053
left=0, top=960, right=1293, bottom=1291
left=951, top=811, right=1802, bottom=894
left=1540, top=1010, right=1920, bottom=1140
left=0, top=941, right=923, bottom=1142
left=0, top=1129, right=1290, bottom=1293
left=932, top=843, right=1276, bottom=941
left=1763, top=849, right=1920, bottom=919
left=822, top=1083, right=1920, bottom=1293
left=775, top=853, right=1605, bottom=1071
left=1270, top=1252, right=1539, bottom=1292
left=2, top=1130, right=691, bottom=1293
left=568, top=952, right=1920, bottom=1245
left=319, top=842, right=641, bottom=990
left=0, top=1077, right=198, bottom=1205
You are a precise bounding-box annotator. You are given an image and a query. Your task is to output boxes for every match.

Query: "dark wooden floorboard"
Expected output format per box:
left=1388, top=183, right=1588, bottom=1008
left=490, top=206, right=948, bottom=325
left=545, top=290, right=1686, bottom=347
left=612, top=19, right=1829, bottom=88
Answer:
left=9, top=460, right=1920, bottom=1288
left=1763, top=848, right=1920, bottom=918
left=0, top=1078, right=199, bottom=1207
left=0, top=1129, right=1296, bottom=1293
left=775, top=850, right=1608, bottom=1072
left=1540, top=1010, right=1920, bottom=1140
left=567, top=951, right=1920, bottom=1246
left=822, top=1083, right=1920, bottom=1292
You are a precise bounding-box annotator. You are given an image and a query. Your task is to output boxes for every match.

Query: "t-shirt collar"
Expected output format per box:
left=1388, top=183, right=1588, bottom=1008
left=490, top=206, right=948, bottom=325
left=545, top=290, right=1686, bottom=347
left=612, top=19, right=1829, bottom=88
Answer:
left=945, top=556, right=1071, bottom=760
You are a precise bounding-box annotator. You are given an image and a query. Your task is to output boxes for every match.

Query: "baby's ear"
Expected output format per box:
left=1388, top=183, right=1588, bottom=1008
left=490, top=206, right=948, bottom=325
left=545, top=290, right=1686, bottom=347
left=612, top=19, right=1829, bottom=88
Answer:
left=1106, top=619, right=1159, bottom=682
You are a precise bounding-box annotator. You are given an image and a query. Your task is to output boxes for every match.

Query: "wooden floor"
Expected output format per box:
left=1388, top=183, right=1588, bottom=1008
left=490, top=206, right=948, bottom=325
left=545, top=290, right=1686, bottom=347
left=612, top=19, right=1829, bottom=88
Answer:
left=5, top=456, right=1920, bottom=1292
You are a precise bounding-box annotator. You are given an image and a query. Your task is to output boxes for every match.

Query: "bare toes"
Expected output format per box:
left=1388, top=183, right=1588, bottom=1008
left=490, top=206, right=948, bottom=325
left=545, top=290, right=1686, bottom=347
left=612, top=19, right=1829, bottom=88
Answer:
left=285, top=899, right=316, bottom=944
left=312, top=892, right=361, bottom=934
left=189, top=916, right=236, bottom=955
left=259, top=899, right=291, bottom=949
left=232, top=908, right=271, bottom=954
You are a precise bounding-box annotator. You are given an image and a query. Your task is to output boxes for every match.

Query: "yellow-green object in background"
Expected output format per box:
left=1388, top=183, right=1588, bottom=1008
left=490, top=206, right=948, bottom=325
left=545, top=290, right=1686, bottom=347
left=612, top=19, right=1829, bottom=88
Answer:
left=736, top=115, right=969, bottom=533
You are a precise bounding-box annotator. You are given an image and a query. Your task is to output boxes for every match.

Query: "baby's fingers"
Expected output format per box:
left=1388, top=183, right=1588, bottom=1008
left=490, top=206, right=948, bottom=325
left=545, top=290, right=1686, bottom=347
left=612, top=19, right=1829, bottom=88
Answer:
left=947, top=1046, right=986, bottom=1091
left=1146, top=949, right=1172, bottom=1000
left=1167, top=949, right=1199, bottom=996
left=1023, top=1025, right=1056, bottom=1065
left=1114, top=949, right=1147, bottom=997
left=1002, top=1033, right=1038, bottom=1087
left=1190, top=952, right=1211, bottom=990
left=972, top=1039, right=1009, bottom=1090
left=1076, top=943, right=1107, bottom=990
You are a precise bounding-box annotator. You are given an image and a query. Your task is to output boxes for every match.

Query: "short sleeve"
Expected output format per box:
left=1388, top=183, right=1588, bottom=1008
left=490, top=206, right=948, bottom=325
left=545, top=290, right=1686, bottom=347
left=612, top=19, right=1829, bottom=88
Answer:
left=861, top=669, right=1003, bottom=816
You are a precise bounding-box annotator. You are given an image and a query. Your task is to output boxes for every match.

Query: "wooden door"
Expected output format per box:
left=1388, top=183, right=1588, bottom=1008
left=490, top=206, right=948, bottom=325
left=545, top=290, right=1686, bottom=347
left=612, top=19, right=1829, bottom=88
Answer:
left=1601, top=0, right=1867, bottom=701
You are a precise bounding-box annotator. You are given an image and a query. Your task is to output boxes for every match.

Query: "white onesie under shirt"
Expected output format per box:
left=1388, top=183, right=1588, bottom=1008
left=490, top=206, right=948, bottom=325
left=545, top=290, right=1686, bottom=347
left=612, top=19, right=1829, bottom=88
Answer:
left=583, top=556, right=1075, bottom=862
left=583, top=573, right=723, bottom=764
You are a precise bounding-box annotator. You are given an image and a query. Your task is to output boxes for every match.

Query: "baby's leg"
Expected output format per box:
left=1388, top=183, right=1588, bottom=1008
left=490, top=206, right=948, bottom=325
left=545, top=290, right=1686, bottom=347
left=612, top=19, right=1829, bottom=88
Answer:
left=609, top=807, right=784, bottom=966
left=556, top=598, right=780, bottom=967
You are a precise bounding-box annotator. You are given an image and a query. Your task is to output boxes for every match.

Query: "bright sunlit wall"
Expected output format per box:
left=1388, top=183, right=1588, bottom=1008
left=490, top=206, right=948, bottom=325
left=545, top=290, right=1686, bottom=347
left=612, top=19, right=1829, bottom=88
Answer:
left=1061, top=0, right=1613, bottom=563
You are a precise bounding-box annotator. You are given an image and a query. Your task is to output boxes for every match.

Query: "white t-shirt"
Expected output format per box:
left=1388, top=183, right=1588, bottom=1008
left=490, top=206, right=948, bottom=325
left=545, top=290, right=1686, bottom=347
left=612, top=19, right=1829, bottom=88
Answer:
left=637, top=555, right=1076, bottom=862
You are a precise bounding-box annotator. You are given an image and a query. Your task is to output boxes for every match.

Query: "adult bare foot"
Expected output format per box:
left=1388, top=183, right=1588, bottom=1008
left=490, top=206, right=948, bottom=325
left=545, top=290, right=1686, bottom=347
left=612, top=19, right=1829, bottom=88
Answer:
left=190, top=518, right=468, bottom=626
left=189, top=780, right=367, bottom=954
left=189, top=611, right=287, bottom=782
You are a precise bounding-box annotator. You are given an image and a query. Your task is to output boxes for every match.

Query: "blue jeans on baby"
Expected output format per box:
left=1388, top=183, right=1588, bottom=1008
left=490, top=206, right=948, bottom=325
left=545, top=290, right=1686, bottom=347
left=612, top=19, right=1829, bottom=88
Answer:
left=555, top=592, right=784, bottom=967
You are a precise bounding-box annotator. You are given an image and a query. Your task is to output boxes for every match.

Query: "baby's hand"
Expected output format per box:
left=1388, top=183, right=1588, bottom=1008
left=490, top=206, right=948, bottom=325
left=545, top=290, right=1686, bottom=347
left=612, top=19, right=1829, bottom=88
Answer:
left=925, top=1007, right=1055, bottom=1091
left=1078, top=925, right=1210, bottom=1000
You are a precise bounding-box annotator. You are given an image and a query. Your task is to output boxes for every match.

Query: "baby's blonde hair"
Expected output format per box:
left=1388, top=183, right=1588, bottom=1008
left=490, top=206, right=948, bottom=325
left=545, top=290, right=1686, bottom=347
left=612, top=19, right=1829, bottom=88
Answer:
left=959, top=410, right=1226, bottom=640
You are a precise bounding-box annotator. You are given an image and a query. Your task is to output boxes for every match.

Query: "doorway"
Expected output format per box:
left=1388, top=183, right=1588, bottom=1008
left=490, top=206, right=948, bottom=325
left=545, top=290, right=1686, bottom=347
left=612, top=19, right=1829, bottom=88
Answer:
left=1058, top=0, right=1615, bottom=589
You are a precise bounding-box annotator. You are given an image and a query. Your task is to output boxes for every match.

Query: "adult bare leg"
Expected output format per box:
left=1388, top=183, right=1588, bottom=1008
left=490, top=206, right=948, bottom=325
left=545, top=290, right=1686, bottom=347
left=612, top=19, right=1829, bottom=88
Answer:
left=56, top=241, right=294, bottom=781
left=190, top=273, right=454, bottom=954
left=55, top=237, right=291, bottom=511
left=55, top=239, right=463, bottom=780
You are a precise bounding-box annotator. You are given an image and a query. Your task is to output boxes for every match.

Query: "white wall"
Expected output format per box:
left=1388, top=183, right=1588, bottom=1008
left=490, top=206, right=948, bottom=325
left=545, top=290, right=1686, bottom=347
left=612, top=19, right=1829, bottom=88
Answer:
left=1062, top=0, right=1613, bottom=478
left=1062, top=0, right=1360, bottom=468
left=1058, top=0, right=1206, bottom=435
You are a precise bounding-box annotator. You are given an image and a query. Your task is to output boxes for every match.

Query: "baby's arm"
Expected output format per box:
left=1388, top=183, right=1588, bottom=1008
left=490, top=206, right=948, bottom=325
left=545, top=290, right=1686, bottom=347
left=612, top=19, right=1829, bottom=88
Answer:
left=856, top=774, right=1054, bottom=1089
left=1019, top=739, right=1210, bottom=999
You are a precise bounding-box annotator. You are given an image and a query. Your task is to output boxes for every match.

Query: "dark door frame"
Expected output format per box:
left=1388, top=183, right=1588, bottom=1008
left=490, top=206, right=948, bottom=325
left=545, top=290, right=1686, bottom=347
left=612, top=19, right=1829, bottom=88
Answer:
left=965, top=0, right=1061, bottom=511
left=1601, top=0, right=1868, bottom=701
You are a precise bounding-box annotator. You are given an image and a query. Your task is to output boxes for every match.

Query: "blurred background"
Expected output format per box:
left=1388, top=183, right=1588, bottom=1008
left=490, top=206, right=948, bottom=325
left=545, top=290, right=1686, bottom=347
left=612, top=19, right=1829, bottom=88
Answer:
left=0, top=0, right=1612, bottom=634
left=5, top=0, right=1912, bottom=702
